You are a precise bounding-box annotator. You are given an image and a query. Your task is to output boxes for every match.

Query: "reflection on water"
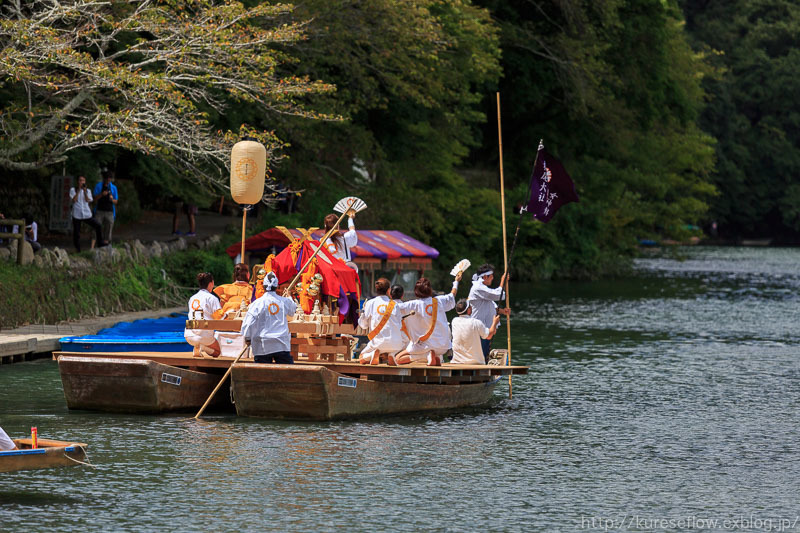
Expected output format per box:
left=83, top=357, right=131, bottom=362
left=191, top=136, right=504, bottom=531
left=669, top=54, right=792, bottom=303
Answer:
left=2, top=247, right=800, bottom=530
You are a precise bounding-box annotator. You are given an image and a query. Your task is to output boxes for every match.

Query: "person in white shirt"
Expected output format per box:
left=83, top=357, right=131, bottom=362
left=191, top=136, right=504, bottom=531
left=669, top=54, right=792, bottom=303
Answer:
left=395, top=273, right=462, bottom=366
left=322, top=212, right=358, bottom=270
left=184, top=272, right=222, bottom=358
left=451, top=299, right=500, bottom=365
left=23, top=212, right=41, bottom=253
left=467, top=263, right=510, bottom=362
left=358, top=278, right=413, bottom=365
left=0, top=426, right=16, bottom=451
left=242, top=272, right=297, bottom=364
left=69, top=175, right=103, bottom=252
left=391, top=284, right=412, bottom=346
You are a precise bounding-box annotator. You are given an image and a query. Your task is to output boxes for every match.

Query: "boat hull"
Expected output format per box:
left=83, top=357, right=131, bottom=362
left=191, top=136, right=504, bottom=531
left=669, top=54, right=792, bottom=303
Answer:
left=1, top=439, right=88, bottom=473
left=58, top=355, right=230, bottom=413
left=231, top=363, right=499, bottom=420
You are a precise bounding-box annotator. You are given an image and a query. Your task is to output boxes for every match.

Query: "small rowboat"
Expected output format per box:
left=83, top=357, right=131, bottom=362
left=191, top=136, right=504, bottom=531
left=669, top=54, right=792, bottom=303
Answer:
left=0, top=438, right=89, bottom=473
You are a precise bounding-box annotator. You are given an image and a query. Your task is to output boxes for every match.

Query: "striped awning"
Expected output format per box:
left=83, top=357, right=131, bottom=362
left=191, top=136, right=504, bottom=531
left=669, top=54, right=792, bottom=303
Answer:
left=226, top=227, right=439, bottom=269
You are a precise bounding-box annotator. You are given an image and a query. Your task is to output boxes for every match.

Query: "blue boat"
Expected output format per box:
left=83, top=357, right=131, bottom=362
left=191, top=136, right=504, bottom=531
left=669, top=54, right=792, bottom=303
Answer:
left=59, top=315, right=191, bottom=353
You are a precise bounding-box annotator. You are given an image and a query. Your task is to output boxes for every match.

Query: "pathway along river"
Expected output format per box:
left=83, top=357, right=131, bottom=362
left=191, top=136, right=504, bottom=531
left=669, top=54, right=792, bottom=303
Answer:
left=2, top=246, right=799, bottom=531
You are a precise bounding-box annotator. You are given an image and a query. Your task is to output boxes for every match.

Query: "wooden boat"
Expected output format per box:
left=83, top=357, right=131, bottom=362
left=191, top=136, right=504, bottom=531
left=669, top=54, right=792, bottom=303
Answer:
left=54, top=351, right=527, bottom=418
left=0, top=438, right=89, bottom=473
left=231, top=362, right=518, bottom=420
left=54, top=301, right=529, bottom=418
left=58, top=355, right=233, bottom=414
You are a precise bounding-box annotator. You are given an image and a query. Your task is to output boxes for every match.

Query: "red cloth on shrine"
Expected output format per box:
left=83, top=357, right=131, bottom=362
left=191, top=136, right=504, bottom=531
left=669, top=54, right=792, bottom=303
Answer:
left=271, top=240, right=360, bottom=323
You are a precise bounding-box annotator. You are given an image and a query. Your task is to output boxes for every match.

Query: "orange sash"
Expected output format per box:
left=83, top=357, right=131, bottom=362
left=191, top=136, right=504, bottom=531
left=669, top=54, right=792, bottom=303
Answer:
left=418, top=297, right=438, bottom=342
left=367, top=301, right=396, bottom=341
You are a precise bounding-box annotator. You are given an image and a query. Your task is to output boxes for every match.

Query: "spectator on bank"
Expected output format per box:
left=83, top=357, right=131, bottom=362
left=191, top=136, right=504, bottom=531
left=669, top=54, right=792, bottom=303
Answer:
left=23, top=212, right=41, bottom=253
left=93, top=170, right=118, bottom=245
left=172, top=197, right=197, bottom=237
left=69, top=175, right=103, bottom=252
left=0, top=212, right=9, bottom=244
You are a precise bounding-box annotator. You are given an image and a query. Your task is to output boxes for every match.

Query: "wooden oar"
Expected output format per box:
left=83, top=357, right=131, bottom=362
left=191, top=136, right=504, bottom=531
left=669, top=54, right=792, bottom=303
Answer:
left=194, top=344, right=251, bottom=419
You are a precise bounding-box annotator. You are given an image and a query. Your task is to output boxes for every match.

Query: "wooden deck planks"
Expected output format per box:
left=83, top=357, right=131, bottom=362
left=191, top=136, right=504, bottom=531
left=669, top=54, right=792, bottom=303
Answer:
left=53, top=350, right=529, bottom=378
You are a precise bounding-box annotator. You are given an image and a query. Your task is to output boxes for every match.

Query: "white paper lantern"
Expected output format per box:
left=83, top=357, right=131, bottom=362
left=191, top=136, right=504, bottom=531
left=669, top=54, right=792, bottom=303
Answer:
left=230, top=140, right=266, bottom=205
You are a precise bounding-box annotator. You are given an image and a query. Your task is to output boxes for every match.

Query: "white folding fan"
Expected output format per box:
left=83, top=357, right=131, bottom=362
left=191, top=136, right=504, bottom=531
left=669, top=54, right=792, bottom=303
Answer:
left=450, top=259, right=471, bottom=277
left=333, top=196, right=368, bottom=214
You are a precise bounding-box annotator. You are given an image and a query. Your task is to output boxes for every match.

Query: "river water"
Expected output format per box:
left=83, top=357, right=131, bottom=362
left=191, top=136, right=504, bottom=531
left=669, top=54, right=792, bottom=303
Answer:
left=2, top=246, right=800, bottom=532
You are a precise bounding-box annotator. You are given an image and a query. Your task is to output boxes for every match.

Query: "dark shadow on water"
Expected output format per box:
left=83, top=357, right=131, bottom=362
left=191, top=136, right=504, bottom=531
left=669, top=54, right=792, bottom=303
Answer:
left=0, top=490, right=81, bottom=505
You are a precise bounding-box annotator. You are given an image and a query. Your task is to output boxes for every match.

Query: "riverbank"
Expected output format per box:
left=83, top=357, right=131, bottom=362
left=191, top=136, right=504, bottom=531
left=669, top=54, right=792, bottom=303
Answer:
left=0, top=307, right=183, bottom=364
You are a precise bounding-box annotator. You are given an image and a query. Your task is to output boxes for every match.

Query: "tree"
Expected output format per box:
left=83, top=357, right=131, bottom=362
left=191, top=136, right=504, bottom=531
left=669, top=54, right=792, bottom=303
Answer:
left=263, top=0, right=503, bottom=266
left=470, top=0, right=717, bottom=277
left=0, top=0, right=334, bottom=196
left=682, top=0, right=800, bottom=240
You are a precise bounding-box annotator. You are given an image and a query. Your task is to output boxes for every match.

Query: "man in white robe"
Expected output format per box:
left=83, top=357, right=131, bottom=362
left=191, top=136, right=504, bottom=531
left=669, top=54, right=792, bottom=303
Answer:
left=451, top=299, right=500, bottom=365
left=323, top=212, right=358, bottom=270
left=0, top=426, right=16, bottom=451
left=467, top=264, right=509, bottom=362
left=242, top=273, right=297, bottom=364
left=184, top=272, right=222, bottom=357
left=358, top=278, right=412, bottom=365
left=396, top=273, right=462, bottom=366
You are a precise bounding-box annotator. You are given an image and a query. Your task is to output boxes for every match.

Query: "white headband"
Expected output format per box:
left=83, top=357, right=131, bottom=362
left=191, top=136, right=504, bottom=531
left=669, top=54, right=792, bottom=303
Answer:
left=263, top=272, right=279, bottom=291
left=472, top=270, right=493, bottom=282
left=456, top=303, right=471, bottom=315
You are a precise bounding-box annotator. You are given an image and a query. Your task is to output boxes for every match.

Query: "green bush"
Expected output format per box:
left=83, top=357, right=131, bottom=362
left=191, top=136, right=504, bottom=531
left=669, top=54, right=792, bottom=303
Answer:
left=0, top=259, right=176, bottom=328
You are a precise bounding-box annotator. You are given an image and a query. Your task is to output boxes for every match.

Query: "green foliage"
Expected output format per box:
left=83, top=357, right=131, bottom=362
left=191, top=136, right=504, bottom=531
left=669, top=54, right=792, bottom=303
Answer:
left=155, top=248, right=234, bottom=289
left=0, top=260, right=174, bottom=328
left=265, top=0, right=505, bottom=272
left=233, top=0, right=717, bottom=280
left=468, top=0, right=716, bottom=278
left=113, top=180, right=142, bottom=226
left=0, top=0, right=728, bottom=285
left=0, top=1, right=333, bottom=182
left=682, top=0, right=800, bottom=239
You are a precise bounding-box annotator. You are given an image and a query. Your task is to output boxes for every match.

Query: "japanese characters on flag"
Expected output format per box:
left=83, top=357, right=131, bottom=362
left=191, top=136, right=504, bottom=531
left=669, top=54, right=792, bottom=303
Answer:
left=525, top=143, right=579, bottom=222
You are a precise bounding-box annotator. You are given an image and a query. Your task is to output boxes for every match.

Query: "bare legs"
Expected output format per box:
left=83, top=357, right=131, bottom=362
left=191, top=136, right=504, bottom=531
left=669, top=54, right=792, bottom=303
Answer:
left=394, top=349, right=441, bottom=366
left=358, top=351, right=377, bottom=365
left=358, top=351, right=399, bottom=366
left=193, top=340, right=221, bottom=358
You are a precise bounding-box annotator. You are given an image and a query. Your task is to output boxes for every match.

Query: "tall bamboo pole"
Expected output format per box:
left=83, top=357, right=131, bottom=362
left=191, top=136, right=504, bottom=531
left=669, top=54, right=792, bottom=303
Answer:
left=240, top=207, right=248, bottom=262
left=496, top=93, right=512, bottom=399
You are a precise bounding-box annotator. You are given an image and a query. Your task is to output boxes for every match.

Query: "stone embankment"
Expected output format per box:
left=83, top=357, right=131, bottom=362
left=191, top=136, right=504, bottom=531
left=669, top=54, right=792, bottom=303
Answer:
left=0, top=234, right=220, bottom=268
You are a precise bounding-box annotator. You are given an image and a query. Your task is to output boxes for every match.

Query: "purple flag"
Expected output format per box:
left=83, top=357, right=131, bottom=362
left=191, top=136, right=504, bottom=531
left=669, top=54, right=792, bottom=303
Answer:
left=525, top=145, right=579, bottom=222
